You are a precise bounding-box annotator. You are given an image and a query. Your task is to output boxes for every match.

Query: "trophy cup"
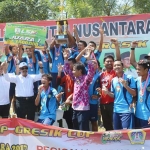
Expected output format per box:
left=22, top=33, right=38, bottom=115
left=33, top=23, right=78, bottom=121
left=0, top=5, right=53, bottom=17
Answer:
left=55, top=0, right=68, bottom=44
left=55, top=20, right=68, bottom=44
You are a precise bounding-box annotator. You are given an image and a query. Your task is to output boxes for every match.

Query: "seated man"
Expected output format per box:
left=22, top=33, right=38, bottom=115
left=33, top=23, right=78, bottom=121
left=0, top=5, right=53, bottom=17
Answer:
left=35, top=74, right=63, bottom=125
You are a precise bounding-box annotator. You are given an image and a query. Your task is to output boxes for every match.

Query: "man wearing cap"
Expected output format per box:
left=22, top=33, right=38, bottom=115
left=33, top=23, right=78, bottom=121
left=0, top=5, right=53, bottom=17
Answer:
left=121, top=51, right=138, bottom=78
left=145, top=53, right=150, bottom=60
left=2, top=61, right=43, bottom=121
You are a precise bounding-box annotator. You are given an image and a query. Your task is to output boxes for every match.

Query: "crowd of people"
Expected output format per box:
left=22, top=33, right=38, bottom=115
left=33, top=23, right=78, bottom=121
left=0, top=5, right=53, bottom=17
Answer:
left=0, top=26, right=150, bottom=132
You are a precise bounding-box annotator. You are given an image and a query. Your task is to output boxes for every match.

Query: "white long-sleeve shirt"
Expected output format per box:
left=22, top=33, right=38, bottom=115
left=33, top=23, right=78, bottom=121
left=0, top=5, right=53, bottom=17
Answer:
left=0, top=75, right=10, bottom=105
left=4, top=73, right=42, bottom=97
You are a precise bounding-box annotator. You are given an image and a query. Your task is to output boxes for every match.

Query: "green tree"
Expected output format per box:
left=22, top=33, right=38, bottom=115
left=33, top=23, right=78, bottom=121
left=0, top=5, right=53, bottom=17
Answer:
left=65, top=0, right=135, bottom=18
left=133, top=0, right=150, bottom=13
left=0, top=0, right=56, bottom=23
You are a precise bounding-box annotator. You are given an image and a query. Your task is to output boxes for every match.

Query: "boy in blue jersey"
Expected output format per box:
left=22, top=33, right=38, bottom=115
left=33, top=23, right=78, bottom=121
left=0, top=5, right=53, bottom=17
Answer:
left=50, top=38, right=66, bottom=89
left=89, top=60, right=101, bottom=131
left=39, top=41, right=51, bottom=74
left=103, top=60, right=136, bottom=130
left=19, top=45, right=36, bottom=74
left=75, top=27, right=103, bottom=64
left=135, top=60, right=150, bottom=128
left=35, top=74, right=64, bottom=125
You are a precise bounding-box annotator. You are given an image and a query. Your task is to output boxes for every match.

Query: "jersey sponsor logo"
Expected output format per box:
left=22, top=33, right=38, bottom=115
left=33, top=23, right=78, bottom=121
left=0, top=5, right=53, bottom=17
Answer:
left=128, top=130, right=146, bottom=145
left=101, top=76, right=110, bottom=87
left=116, top=85, right=120, bottom=92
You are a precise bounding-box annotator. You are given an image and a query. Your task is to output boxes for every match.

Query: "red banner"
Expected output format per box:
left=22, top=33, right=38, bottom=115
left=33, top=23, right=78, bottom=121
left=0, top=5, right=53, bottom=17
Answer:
left=0, top=118, right=150, bottom=149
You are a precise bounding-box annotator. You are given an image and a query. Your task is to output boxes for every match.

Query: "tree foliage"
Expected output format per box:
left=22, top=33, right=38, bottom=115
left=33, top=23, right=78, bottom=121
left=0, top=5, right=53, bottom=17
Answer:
left=133, top=0, right=150, bottom=13
left=0, top=0, right=54, bottom=23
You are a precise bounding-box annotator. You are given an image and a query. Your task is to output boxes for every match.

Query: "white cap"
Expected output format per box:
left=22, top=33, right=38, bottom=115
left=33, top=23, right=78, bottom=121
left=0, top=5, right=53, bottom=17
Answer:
left=19, top=62, right=28, bottom=68
left=144, top=53, right=150, bottom=59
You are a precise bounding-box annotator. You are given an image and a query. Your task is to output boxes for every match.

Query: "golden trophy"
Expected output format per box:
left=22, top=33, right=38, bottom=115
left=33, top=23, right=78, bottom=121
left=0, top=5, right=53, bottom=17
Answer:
left=55, top=0, right=68, bottom=44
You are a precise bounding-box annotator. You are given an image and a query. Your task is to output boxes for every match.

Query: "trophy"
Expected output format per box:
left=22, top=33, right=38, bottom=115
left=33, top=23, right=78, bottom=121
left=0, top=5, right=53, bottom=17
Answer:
left=55, top=0, right=68, bottom=44
left=55, top=20, right=68, bottom=44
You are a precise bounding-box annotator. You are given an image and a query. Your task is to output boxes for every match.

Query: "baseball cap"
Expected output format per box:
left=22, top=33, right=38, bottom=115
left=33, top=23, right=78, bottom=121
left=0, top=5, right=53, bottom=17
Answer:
left=19, top=62, right=28, bottom=68
left=144, top=53, right=150, bottom=59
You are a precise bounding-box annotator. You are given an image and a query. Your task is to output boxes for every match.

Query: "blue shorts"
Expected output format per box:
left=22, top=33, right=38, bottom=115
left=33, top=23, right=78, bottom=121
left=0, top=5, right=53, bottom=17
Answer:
left=89, top=104, right=98, bottom=122
left=37, top=118, right=55, bottom=125
left=135, top=117, right=150, bottom=129
left=113, top=112, right=133, bottom=130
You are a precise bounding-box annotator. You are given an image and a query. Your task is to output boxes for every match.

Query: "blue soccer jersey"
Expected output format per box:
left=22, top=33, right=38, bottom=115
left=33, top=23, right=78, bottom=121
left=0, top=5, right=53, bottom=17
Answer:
left=135, top=77, right=150, bottom=120
left=111, top=74, right=136, bottom=113
left=50, top=45, right=65, bottom=73
left=6, top=53, right=16, bottom=73
left=89, top=71, right=101, bottom=104
left=40, top=52, right=50, bottom=74
left=39, top=87, right=58, bottom=121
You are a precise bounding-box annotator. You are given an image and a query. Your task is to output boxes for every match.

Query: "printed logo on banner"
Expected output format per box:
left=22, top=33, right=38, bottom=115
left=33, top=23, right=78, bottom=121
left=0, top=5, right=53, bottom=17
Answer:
left=128, top=130, right=146, bottom=145
left=101, top=131, right=122, bottom=144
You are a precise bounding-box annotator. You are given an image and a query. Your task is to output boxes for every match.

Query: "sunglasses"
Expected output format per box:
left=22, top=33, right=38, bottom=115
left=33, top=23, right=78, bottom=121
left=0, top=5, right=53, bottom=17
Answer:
left=21, top=67, right=28, bottom=70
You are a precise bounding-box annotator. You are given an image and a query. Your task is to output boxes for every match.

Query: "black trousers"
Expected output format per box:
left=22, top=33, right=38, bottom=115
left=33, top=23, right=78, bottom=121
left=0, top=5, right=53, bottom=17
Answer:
left=15, top=96, right=35, bottom=121
left=0, top=104, right=10, bottom=118
left=100, top=103, right=114, bottom=131
left=63, top=106, right=73, bottom=129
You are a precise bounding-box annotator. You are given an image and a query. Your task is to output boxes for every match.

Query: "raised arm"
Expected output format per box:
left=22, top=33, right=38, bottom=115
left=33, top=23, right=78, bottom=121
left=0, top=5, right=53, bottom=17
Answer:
left=50, top=38, right=56, bottom=49
left=111, top=38, right=121, bottom=60
left=2, top=61, right=17, bottom=83
left=73, top=25, right=80, bottom=43
left=46, top=48, right=52, bottom=63
left=35, top=85, right=43, bottom=106
left=98, top=27, right=104, bottom=52
left=67, top=29, right=76, bottom=48
left=4, top=45, right=10, bottom=56
left=130, top=41, right=138, bottom=69
left=30, top=45, right=36, bottom=63
left=31, top=61, right=43, bottom=82
left=18, top=44, right=24, bottom=61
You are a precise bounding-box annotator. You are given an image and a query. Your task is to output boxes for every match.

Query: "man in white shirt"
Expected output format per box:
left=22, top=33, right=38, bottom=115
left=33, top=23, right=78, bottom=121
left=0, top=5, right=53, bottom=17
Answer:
left=3, top=61, right=43, bottom=121
left=0, top=61, right=10, bottom=118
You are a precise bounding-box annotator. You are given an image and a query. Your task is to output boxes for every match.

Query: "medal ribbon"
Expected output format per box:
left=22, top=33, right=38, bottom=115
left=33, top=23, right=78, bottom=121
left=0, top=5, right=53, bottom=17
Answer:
left=27, top=57, right=33, bottom=69
left=140, top=75, right=149, bottom=96
left=55, top=45, right=60, bottom=57
left=44, top=86, right=51, bottom=95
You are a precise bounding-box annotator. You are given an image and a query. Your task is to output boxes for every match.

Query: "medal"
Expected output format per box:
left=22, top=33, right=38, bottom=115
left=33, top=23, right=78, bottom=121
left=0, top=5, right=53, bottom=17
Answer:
left=55, top=57, right=58, bottom=60
left=140, top=75, right=149, bottom=97
left=140, top=97, right=143, bottom=103
left=55, top=46, right=60, bottom=58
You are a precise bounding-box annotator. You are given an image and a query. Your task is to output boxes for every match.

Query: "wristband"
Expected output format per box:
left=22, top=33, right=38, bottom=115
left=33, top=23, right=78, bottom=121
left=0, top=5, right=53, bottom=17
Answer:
left=131, top=48, right=135, bottom=50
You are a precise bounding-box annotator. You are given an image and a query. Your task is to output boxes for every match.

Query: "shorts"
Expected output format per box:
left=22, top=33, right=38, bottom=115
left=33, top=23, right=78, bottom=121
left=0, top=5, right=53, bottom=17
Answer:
left=89, top=104, right=98, bottom=121
left=135, top=116, right=150, bottom=129
left=37, top=118, right=55, bottom=125
left=113, top=112, right=133, bottom=130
